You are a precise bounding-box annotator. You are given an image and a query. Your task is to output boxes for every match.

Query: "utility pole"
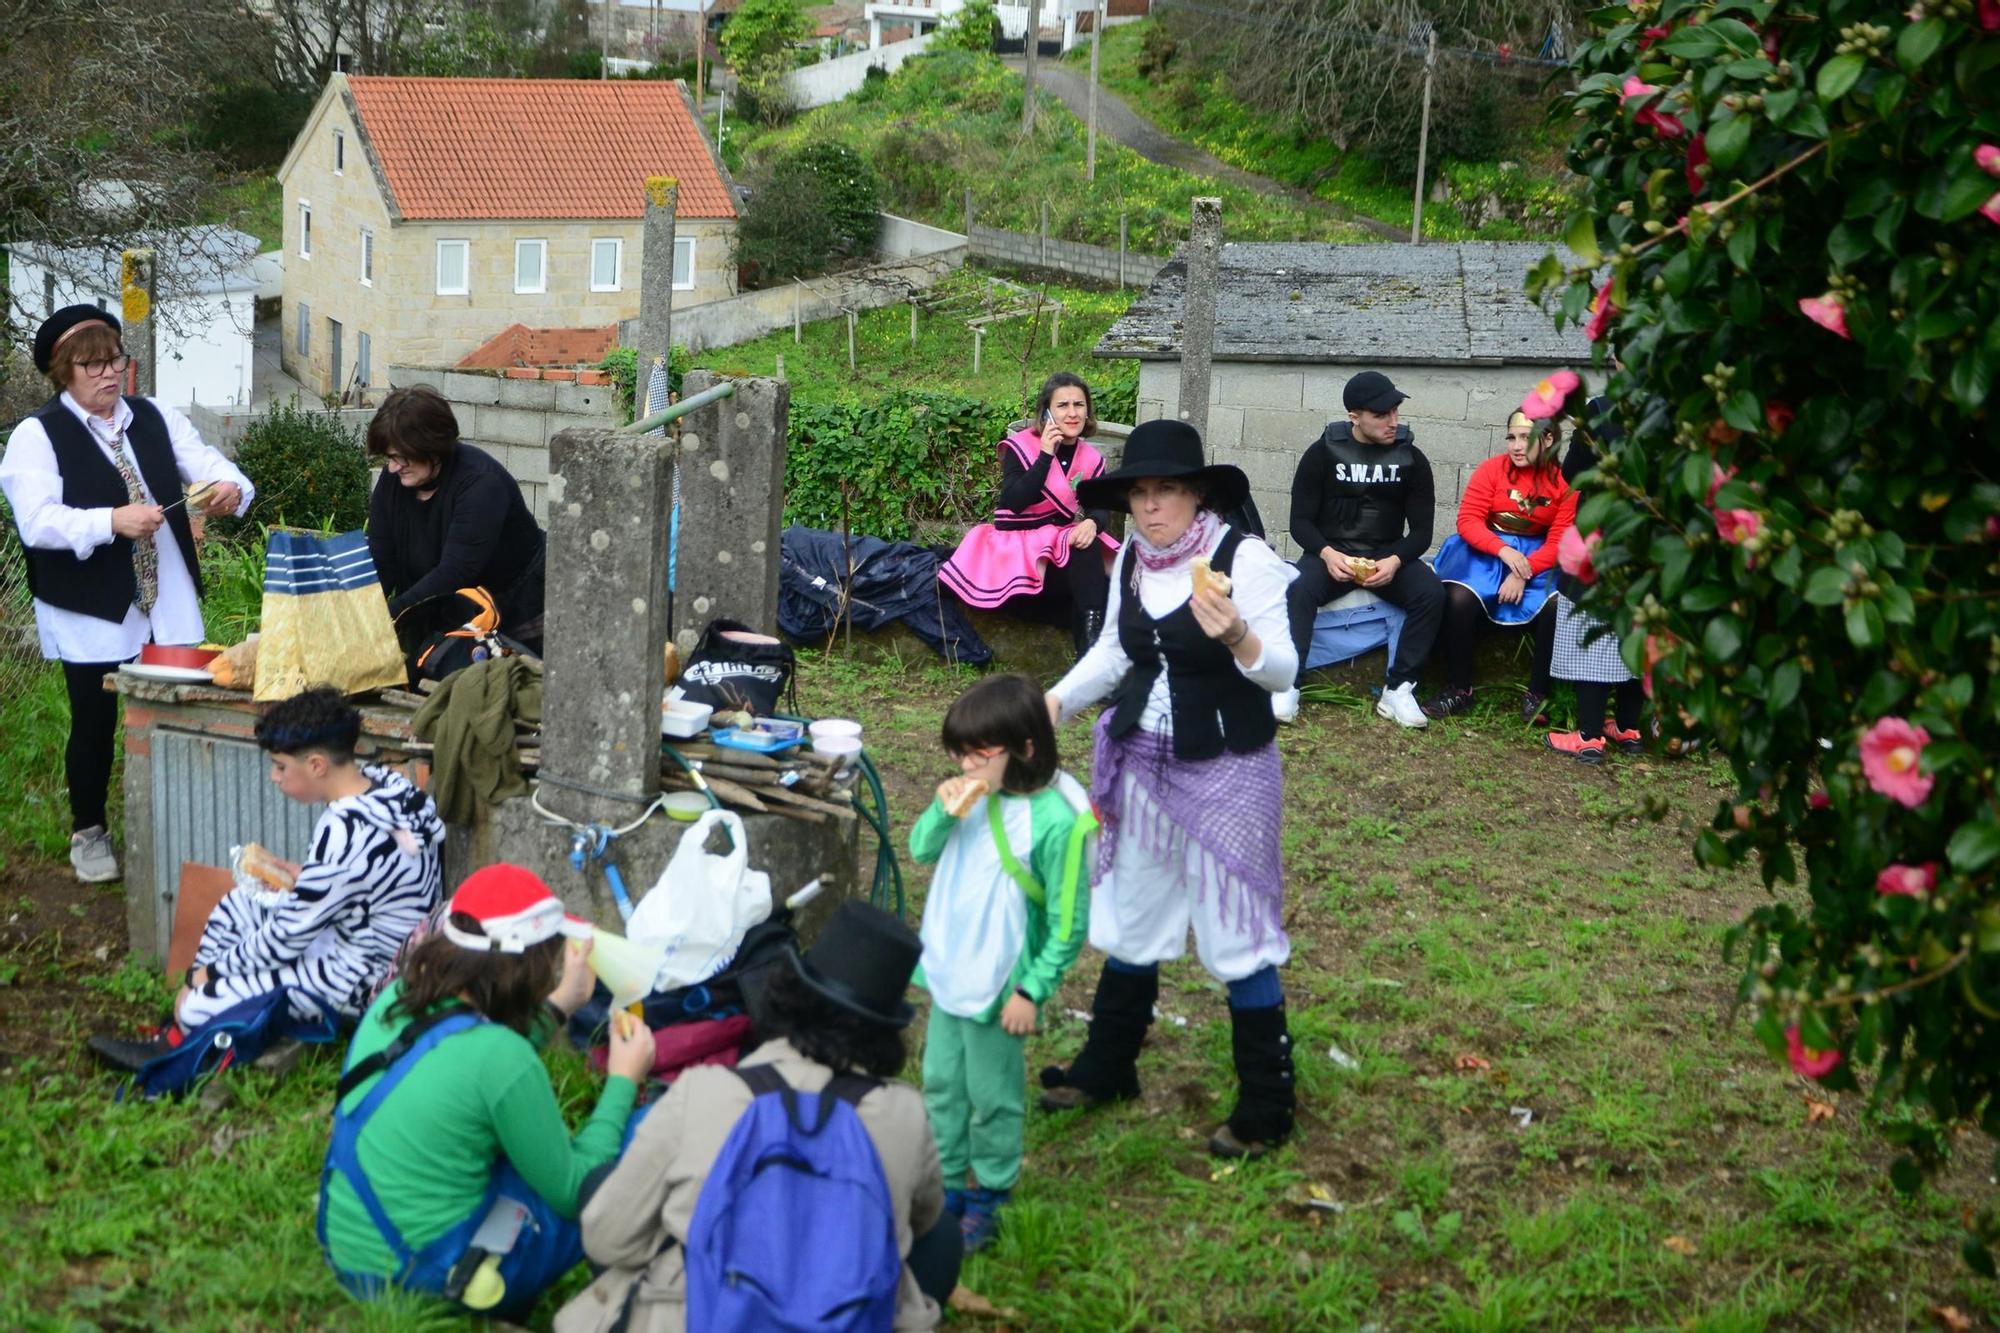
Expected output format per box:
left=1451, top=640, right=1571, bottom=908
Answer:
left=1085, top=0, right=1103, bottom=181
left=1410, top=29, right=1437, bottom=244
left=1178, top=198, right=1222, bottom=438
left=1022, top=0, right=1042, bottom=133
left=600, top=0, right=610, bottom=78
left=695, top=0, right=706, bottom=106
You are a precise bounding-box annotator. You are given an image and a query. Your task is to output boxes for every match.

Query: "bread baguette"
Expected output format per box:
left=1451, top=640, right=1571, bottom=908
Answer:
left=1190, top=556, right=1232, bottom=599
left=238, top=842, right=296, bottom=891
left=943, top=777, right=988, bottom=818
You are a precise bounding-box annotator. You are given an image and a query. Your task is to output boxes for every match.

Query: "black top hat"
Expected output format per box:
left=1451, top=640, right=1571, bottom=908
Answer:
left=785, top=900, right=920, bottom=1028
left=33, top=305, right=122, bottom=375
left=1075, top=418, right=1250, bottom=516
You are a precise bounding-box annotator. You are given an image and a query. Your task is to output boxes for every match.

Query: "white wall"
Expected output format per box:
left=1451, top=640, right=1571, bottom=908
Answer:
left=785, top=30, right=937, bottom=109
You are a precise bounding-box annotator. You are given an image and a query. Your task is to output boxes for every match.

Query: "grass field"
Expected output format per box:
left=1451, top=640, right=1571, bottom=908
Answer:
left=2, top=649, right=1993, bottom=1330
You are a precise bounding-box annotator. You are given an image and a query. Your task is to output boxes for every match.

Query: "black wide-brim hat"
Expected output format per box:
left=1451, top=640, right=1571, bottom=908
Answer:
left=1075, top=418, right=1250, bottom=516
left=784, top=899, right=919, bottom=1028
left=34, top=304, right=122, bottom=374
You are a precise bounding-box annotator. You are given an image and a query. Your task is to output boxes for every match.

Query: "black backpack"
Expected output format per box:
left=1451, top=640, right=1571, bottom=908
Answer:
left=675, top=618, right=797, bottom=716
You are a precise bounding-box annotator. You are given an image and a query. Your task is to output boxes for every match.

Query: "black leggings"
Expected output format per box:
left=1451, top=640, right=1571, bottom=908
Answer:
left=1061, top=544, right=1109, bottom=618
left=62, top=659, right=123, bottom=833
left=1440, top=585, right=1555, bottom=695
left=1575, top=679, right=1644, bottom=741
left=906, top=1212, right=964, bottom=1306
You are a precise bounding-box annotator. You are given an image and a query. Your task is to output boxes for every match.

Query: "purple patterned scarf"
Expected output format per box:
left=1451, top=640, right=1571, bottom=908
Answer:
left=1090, top=712, right=1286, bottom=953
left=1131, top=507, right=1218, bottom=573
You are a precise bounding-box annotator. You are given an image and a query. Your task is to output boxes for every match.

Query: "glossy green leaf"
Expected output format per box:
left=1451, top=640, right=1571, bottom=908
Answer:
left=1895, top=18, right=1945, bottom=72
left=1949, top=822, right=2000, bottom=874
left=1845, top=600, right=1884, bottom=649
left=1815, top=53, right=1865, bottom=101
left=1707, top=111, right=1752, bottom=173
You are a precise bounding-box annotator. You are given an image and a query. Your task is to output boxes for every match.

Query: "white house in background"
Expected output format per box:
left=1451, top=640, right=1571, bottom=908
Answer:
left=864, top=0, right=1149, bottom=52
left=4, top=227, right=260, bottom=408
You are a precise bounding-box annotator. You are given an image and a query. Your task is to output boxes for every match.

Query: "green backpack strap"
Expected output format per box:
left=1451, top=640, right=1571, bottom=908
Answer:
left=987, top=796, right=1044, bottom=906
left=1053, top=806, right=1098, bottom=942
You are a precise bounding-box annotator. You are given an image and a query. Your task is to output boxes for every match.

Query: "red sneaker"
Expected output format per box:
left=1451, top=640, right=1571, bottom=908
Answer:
left=1545, top=731, right=1606, bottom=764
left=1603, top=723, right=1644, bottom=755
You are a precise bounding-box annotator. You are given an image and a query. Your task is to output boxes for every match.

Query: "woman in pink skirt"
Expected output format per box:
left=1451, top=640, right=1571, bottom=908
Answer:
left=939, top=373, right=1121, bottom=657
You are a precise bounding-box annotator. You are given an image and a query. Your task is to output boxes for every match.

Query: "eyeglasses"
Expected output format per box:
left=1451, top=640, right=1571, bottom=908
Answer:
left=78, top=355, right=135, bottom=377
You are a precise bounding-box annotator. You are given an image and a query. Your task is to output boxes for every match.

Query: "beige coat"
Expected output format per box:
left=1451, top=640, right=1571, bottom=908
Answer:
left=553, top=1037, right=945, bottom=1333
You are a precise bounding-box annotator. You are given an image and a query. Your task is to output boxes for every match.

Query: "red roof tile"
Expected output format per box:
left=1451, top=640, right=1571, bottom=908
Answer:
left=345, top=77, right=735, bottom=221
left=457, top=323, right=620, bottom=369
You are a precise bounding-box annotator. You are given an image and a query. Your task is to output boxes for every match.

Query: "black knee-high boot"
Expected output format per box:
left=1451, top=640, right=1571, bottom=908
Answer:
left=1072, top=608, right=1104, bottom=662
left=1209, top=1002, right=1296, bottom=1157
left=1039, top=964, right=1155, bottom=1110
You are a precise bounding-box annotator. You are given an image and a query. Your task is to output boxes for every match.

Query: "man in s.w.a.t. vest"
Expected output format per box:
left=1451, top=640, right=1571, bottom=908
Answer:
left=1282, top=370, right=1445, bottom=729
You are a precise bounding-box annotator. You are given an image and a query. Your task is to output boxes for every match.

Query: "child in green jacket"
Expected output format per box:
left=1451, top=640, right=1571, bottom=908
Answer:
left=911, top=673, right=1095, bottom=1253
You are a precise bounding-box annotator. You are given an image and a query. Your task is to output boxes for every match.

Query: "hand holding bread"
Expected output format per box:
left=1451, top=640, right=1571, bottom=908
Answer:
left=937, top=776, right=989, bottom=818
left=1189, top=555, right=1233, bottom=600
left=237, top=841, right=298, bottom=891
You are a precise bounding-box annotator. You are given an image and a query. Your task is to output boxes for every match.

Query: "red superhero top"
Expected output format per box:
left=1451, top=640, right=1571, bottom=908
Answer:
left=1454, top=453, right=1578, bottom=575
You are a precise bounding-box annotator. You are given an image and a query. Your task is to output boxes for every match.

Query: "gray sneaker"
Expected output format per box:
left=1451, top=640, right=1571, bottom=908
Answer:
left=69, top=826, right=120, bottom=883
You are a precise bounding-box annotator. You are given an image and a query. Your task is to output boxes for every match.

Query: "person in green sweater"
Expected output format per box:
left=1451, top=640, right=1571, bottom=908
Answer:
left=318, top=863, right=655, bottom=1320
left=911, top=672, right=1096, bottom=1253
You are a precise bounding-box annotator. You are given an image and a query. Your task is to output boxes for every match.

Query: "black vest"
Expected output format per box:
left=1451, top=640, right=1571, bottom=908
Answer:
left=18, top=396, right=201, bottom=623
left=1317, top=426, right=1421, bottom=550
left=1105, top=528, right=1278, bottom=761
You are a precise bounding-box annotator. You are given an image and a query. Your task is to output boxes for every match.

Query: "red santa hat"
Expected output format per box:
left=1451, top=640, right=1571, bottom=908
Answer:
left=440, top=864, right=592, bottom=954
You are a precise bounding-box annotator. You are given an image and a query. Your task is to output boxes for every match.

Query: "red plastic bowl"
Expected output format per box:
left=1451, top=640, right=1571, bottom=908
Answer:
left=141, top=644, right=221, bottom=669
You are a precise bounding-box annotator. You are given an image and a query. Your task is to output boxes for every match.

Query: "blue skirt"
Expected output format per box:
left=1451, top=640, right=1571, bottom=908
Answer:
left=1433, top=532, right=1556, bottom=626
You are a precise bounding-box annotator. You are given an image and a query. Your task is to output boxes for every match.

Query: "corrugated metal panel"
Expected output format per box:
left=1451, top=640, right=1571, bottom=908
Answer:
left=149, top=730, right=325, bottom=953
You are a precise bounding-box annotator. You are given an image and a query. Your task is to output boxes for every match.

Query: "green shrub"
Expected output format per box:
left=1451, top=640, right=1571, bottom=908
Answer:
left=936, top=0, right=998, bottom=53
left=735, top=141, right=881, bottom=283
left=599, top=345, right=692, bottom=423
left=212, top=399, right=369, bottom=538
left=195, top=83, right=315, bottom=171
left=785, top=390, right=1011, bottom=540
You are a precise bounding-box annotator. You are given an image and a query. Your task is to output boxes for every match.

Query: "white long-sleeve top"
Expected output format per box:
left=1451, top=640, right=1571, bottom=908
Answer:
left=0, top=392, right=253, bottom=662
left=1051, top=524, right=1298, bottom=734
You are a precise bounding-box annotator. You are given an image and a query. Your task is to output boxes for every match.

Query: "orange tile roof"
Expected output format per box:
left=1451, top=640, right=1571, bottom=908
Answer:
left=457, top=323, right=620, bottom=369
left=345, top=77, right=736, bottom=221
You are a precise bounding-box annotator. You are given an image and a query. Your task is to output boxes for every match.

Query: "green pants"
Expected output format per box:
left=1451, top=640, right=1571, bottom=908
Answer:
left=922, top=1008, right=1026, bottom=1191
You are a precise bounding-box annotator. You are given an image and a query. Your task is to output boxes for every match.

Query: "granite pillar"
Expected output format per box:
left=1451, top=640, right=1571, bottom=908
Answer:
left=670, top=371, right=789, bottom=659
left=1178, top=197, right=1222, bottom=439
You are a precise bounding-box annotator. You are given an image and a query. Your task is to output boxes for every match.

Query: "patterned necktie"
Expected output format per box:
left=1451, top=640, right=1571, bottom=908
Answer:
left=99, top=424, right=159, bottom=613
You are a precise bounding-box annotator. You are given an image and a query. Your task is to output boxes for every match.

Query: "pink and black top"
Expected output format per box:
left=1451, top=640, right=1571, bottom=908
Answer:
left=938, top=427, right=1121, bottom=609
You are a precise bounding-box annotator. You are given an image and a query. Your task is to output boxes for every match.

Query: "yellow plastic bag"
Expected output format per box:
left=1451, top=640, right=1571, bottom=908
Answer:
left=253, top=529, right=404, bottom=701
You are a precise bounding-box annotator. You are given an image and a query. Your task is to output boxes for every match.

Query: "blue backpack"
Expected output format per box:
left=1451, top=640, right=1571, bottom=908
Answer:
left=684, top=1063, right=902, bottom=1332
left=123, top=987, right=339, bottom=1101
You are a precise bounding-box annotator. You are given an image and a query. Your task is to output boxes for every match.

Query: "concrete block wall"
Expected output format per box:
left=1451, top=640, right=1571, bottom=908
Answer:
left=968, top=224, right=1166, bottom=288
left=385, top=363, right=621, bottom=523
left=186, top=403, right=376, bottom=457
left=672, top=249, right=964, bottom=353
left=1133, top=360, right=1527, bottom=560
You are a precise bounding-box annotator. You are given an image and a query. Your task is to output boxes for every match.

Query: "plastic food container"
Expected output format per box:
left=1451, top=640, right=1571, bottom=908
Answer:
left=661, top=791, right=710, bottom=821
left=661, top=699, right=714, bottom=739
left=813, top=735, right=863, bottom=766
left=808, top=718, right=862, bottom=742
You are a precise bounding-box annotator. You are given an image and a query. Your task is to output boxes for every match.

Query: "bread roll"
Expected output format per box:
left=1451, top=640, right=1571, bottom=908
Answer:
left=944, top=777, right=989, bottom=818
left=238, top=842, right=296, bottom=890
left=1190, top=556, right=1232, bottom=599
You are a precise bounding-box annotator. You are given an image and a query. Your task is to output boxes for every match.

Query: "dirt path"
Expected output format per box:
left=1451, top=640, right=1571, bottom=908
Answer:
left=1006, top=56, right=1405, bottom=240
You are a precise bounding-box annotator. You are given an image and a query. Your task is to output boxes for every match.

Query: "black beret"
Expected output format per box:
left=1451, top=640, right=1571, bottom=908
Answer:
left=33, top=304, right=121, bottom=374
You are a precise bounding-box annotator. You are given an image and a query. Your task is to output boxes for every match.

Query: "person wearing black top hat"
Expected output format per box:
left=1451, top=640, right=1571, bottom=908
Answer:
left=1279, top=370, right=1444, bottom=728
left=558, top=901, right=959, bottom=1333
left=0, top=305, right=254, bottom=883
left=1037, top=419, right=1301, bottom=1160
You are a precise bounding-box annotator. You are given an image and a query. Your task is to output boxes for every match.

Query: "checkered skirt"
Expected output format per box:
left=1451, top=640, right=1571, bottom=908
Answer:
left=1550, top=593, right=1632, bottom=684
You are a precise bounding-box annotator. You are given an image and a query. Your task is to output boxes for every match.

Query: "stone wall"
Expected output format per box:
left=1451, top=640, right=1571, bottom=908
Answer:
left=186, top=402, right=376, bottom=457
left=1132, top=359, right=1528, bottom=560
left=662, top=249, right=966, bottom=353
left=968, top=223, right=1166, bottom=288
left=383, top=364, right=621, bottom=522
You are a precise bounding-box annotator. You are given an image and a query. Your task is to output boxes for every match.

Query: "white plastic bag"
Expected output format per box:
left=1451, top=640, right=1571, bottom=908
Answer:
left=628, top=809, right=772, bottom=990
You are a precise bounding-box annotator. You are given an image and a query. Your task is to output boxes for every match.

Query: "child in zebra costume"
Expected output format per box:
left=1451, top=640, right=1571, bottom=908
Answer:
left=90, top=687, right=444, bottom=1071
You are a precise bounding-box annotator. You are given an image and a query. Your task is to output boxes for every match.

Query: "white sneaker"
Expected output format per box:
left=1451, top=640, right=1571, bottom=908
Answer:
left=1375, top=681, right=1428, bottom=729
left=70, top=825, right=121, bottom=883
left=1272, top=688, right=1300, bottom=724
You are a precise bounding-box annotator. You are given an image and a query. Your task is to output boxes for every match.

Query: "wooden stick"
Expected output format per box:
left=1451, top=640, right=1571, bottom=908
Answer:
left=757, top=784, right=857, bottom=821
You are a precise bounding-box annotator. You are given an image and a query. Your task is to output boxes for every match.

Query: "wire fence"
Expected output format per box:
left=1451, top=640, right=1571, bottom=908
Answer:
left=0, top=499, right=51, bottom=705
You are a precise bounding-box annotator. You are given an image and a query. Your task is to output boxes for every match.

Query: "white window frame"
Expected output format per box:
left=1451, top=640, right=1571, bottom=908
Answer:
left=590, top=237, right=623, bottom=293
left=299, top=202, right=312, bottom=259
left=672, top=236, right=696, bottom=291
left=514, top=239, right=547, bottom=294
left=435, top=239, right=470, bottom=296
left=297, top=301, right=310, bottom=357
left=333, top=129, right=345, bottom=175
left=359, top=228, right=374, bottom=287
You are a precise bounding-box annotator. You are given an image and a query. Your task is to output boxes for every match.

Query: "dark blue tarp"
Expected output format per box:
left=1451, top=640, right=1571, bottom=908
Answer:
left=779, top=526, right=993, bottom=666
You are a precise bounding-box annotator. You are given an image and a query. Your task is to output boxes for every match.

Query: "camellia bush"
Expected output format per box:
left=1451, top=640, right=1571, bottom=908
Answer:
left=1533, top=0, right=2000, bottom=1263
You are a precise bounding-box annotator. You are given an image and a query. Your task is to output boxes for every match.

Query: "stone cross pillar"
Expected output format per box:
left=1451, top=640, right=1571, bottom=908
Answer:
left=538, top=426, right=674, bottom=826
left=1178, top=197, right=1222, bottom=438
left=670, top=371, right=789, bottom=660
left=120, top=248, right=157, bottom=397
left=637, top=177, right=679, bottom=386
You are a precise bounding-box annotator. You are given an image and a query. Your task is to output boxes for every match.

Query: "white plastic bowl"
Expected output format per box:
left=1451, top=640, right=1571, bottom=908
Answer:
left=814, top=735, right=863, bottom=765
left=809, top=718, right=862, bottom=742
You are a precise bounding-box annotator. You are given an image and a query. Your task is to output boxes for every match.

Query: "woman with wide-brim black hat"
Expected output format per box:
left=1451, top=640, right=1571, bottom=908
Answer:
left=1036, top=419, right=1302, bottom=1159
left=557, top=900, right=961, bottom=1333
left=0, top=305, right=253, bottom=884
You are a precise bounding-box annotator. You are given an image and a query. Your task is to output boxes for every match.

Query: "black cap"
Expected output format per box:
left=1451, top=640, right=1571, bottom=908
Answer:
left=784, top=900, right=920, bottom=1028
left=1341, top=370, right=1408, bottom=414
left=33, top=305, right=122, bottom=375
left=1074, top=418, right=1251, bottom=515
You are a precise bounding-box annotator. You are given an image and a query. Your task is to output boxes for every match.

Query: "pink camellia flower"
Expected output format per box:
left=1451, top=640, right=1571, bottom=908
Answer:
left=1715, top=508, right=1762, bottom=545
left=1685, top=133, right=1709, bottom=195
left=1619, top=76, right=1687, bottom=137
left=1859, top=717, right=1934, bottom=808
left=1978, top=145, right=2000, bottom=177
left=1807, top=791, right=1831, bottom=810
left=1798, top=293, right=1852, bottom=340
left=1584, top=282, right=1618, bottom=342
left=1983, top=0, right=2000, bottom=32
left=1521, top=369, right=1582, bottom=419
left=1639, top=23, right=1672, bottom=49
left=1981, top=193, right=2000, bottom=227
left=1786, top=1026, right=1842, bottom=1079
left=1875, top=862, right=1939, bottom=897
left=1764, top=400, right=1795, bottom=435
left=1557, top=526, right=1600, bottom=583
left=1706, top=463, right=1737, bottom=505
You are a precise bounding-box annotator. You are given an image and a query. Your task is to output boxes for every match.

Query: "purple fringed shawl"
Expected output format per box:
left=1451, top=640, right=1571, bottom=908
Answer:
left=1089, top=711, right=1286, bottom=953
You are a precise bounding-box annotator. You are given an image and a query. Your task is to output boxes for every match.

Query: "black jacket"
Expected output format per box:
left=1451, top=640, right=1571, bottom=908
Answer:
left=1287, top=422, right=1434, bottom=563
left=366, top=443, right=544, bottom=640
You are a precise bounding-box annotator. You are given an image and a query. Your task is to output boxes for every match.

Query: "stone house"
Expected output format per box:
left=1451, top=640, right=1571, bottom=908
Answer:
left=1093, top=241, right=1590, bottom=559
left=277, top=74, right=738, bottom=401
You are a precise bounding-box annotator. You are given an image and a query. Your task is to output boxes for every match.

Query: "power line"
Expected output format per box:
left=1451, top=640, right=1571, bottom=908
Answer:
left=1150, top=0, right=1572, bottom=70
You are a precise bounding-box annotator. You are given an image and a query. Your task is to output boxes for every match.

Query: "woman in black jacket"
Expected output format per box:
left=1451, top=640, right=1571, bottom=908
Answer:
left=365, top=386, right=546, bottom=655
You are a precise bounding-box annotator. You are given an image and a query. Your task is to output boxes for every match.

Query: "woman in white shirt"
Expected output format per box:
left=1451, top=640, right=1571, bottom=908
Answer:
left=0, top=306, right=253, bottom=882
left=1036, top=419, right=1301, bottom=1158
